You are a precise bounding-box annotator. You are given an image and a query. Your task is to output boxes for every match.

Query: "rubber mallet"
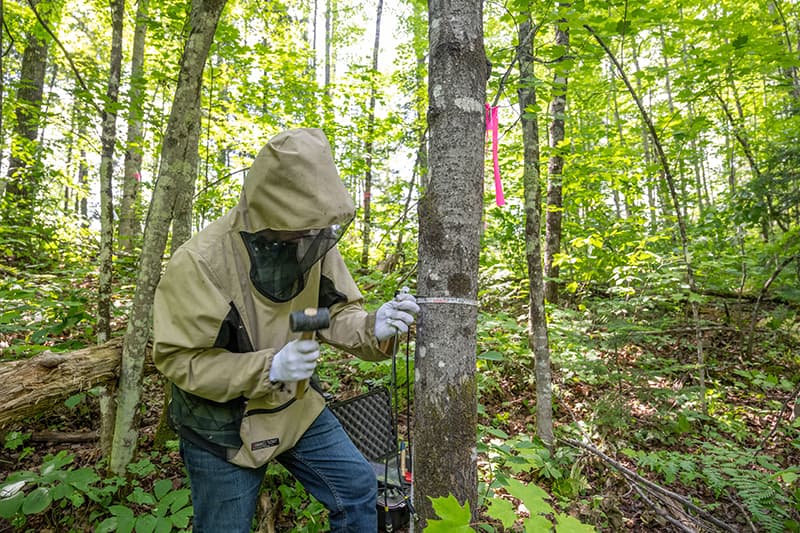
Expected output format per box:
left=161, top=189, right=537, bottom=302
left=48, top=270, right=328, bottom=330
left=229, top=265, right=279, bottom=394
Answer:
left=289, top=307, right=330, bottom=399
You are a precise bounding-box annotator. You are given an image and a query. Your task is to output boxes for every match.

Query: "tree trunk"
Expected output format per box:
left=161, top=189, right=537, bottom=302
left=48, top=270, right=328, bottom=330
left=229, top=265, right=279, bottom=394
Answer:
left=518, top=16, right=553, bottom=448
left=610, top=79, right=626, bottom=218
left=688, top=102, right=708, bottom=215
left=322, top=0, right=336, bottom=136
left=414, top=0, right=486, bottom=526
left=2, top=0, right=49, bottom=227
left=110, top=0, right=228, bottom=475
left=96, top=0, right=125, bottom=345
left=78, top=144, right=89, bottom=222
left=360, top=0, right=382, bottom=271
left=769, top=1, right=800, bottom=100
left=171, top=184, right=195, bottom=253
left=0, top=338, right=154, bottom=430
left=0, top=1, right=4, bottom=173
left=119, top=0, right=151, bottom=252
left=543, top=13, right=569, bottom=305
left=325, top=0, right=333, bottom=89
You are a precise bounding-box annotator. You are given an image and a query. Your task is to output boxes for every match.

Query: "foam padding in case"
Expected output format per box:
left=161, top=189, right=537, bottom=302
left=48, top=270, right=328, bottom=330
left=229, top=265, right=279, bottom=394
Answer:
left=328, top=387, right=397, bottom=462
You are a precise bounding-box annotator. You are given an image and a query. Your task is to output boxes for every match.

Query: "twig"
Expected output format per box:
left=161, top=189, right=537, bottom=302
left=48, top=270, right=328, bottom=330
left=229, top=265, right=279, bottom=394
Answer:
left=725, top=488, right=757, bottom=533
left=489, top=14, right=545, bottom=107
left=255, top=492, right=277, bottom=533
left=562, top=437, right=739, bottom=532
left=630, top=483, right=696, bottom=533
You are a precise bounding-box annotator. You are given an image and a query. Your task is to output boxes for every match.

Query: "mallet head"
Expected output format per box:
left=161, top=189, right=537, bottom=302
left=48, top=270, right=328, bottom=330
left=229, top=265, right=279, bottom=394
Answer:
left=289, top=307, right=330, bottom=401
left=290, top=307, right=331, bottom=334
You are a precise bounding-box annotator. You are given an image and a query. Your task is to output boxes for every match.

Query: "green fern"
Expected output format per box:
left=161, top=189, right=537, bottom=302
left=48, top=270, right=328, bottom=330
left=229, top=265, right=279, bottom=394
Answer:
left=626, top=443, right=797, bottom=532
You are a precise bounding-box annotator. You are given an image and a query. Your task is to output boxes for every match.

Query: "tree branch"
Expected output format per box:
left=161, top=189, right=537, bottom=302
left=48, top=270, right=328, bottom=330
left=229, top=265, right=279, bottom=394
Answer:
left=491, top=17, right=544, bottom=108
left=630, top=483, right=696, bottom=533
left=746, top=253, right=799, bottom=356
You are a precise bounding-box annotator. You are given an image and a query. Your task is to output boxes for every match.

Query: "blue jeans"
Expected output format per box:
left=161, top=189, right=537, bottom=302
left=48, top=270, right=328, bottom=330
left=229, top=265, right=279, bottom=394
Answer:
left=180, top=408, right=378, bottom=532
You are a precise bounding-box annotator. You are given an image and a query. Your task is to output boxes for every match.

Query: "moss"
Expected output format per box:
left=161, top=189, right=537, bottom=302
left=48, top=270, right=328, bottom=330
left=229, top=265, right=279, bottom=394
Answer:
left=413, top=374, right=479, bottom=525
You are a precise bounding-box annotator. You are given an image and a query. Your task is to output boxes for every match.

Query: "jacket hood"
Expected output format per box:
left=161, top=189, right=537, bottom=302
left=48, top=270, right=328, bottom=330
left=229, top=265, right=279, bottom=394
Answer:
left=241, top=128, right=355, bottom=231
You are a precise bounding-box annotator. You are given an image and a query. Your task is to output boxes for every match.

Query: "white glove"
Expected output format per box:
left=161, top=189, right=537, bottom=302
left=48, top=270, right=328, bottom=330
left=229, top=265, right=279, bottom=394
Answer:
left=375, top=290, right=420, bottom=341
left=269, top=339, right=320, bottom=382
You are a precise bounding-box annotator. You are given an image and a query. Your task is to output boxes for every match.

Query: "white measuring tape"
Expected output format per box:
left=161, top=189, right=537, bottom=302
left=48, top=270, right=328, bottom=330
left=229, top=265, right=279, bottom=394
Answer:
left=415, top=296, right=480, bottom=308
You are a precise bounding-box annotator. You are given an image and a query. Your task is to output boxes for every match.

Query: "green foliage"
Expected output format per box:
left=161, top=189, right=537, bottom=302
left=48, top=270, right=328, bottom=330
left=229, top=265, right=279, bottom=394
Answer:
left=480, top=430, right=588, bottom=502
left=0, top=451, right=192, bottom=532
left=4, top=430, right=31, bottom=450
left=474, top=423, right=594, bottom=529
left=426, top=494, right=474, bottom=532
left=623, top=442, right=799, bottom=532
left=262, top=462, right=328, bottom=532
left=94, top=477, right=193, bottom=533
left=427, top=480, right=596, bottom=532
left=0, top=267, right=95, bottom=357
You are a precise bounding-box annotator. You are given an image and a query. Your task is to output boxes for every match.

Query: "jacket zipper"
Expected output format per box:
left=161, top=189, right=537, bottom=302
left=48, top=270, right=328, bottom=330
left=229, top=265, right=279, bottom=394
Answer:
left=244, top=397, right=296, bottom=416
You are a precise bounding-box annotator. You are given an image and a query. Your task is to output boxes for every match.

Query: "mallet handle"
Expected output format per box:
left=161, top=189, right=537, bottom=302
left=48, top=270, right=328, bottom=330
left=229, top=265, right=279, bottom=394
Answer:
left=295, top=330, right=314, bottom=399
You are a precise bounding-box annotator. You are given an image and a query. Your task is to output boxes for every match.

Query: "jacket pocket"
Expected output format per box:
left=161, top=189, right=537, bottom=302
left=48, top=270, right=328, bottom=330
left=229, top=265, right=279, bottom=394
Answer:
left=229, top=389, right=326, bottom=468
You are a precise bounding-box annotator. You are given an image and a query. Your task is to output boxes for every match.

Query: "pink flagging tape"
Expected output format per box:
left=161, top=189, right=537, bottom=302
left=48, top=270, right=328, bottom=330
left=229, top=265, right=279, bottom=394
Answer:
left=485, top=104, right=505, bottom=206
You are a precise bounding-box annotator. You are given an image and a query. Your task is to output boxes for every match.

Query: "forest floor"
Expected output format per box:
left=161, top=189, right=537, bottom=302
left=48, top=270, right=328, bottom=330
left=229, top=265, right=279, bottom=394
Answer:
left=0, top=300, right=798, bottom=532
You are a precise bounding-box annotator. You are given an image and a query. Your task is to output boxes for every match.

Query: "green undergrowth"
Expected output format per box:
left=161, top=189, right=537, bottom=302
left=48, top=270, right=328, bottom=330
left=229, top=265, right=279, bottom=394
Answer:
left=0, top=254, right=140, bottom=359
left=472, top=298, right=800, bottom=532
left=1, top=251, right=799, bottom=530
left=0, top=439, right=192, bottom=533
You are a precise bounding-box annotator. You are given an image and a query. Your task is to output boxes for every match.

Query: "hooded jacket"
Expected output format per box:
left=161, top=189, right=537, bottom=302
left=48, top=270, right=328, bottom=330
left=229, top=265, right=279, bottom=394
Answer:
left=153, top=128, right=393, bottom=462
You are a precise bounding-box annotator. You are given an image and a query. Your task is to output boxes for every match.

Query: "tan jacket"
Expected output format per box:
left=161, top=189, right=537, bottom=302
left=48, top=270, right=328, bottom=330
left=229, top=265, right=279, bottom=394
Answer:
left=153, top=129, right=393, bottom=465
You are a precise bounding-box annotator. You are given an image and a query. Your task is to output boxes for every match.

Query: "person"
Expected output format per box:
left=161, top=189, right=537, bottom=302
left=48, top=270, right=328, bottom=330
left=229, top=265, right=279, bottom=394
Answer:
left=152, top=128, right=419, bottom=532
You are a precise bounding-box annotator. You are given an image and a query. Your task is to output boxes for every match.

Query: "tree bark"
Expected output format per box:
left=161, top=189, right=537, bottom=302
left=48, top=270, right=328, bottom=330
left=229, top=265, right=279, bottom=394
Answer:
left=119, top=0, right=151, bottom=252
left=2, top=0, right=49, bottom=227
left=543, top=13, right=570, bottom=304
left=96, top=0, right=125, bottom=345
left=110, top=0, right=228, bottom=475
left=517, top=16, right=553, bottom=448
left=359, top=0, right=382, bottom=271
left=0, top=338, right=154, bottom=430
left=322, top=0, right=335, bottom=136
left=414, top=0, right=486, bottom=526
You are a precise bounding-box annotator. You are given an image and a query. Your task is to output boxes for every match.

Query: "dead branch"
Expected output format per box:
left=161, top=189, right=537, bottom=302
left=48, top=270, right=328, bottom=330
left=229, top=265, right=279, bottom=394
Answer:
left=29, top=430, right=99, bottom=443
left=562, top=437, right=738, bottom=532
left=695, top=288, right=798, bottom=308
left=631, top=483, right=696, bottom=533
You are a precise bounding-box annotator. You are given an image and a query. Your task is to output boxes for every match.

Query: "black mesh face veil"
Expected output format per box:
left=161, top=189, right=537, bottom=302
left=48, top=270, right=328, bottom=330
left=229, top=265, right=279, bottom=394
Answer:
left=241, top=222, right=350, bottom=303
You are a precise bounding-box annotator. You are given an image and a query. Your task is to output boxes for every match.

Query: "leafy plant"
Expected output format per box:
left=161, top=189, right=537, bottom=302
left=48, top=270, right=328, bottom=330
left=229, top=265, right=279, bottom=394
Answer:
left=425, top=494, right=474, bottom=532
left=427, top=483, right=596, bottom=532
left=3, top=430, right=33, bottom=461
left=262, top=462, right=328, bottom=532
left=623, top=442, right=799, bottom=532
left=479, top=429, right=588, bottom=501
left=0, top=451, right=192, bottom=532
left=94, top=478, right=192, bottom=533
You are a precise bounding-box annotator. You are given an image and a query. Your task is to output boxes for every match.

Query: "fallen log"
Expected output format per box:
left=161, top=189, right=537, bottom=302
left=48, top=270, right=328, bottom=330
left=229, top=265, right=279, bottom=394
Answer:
left=0, top=337, right=155, bottom=429
left=30, top=430, right=99, bottom=444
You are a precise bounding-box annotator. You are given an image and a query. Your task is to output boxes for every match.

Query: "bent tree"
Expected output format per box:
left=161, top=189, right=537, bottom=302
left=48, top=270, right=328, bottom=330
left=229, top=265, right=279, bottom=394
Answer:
left=109, top=0, right=228, bottom=475
left=413, top=0, right=487, bottom=526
